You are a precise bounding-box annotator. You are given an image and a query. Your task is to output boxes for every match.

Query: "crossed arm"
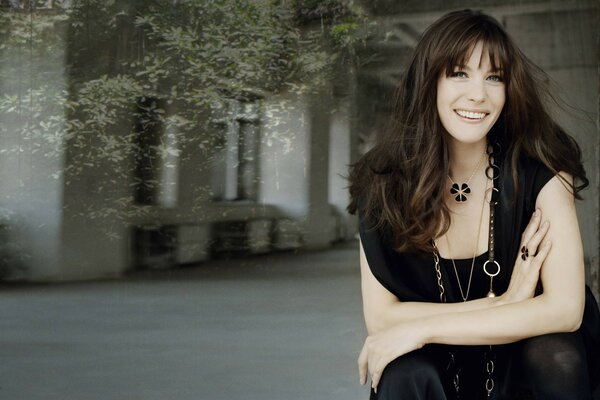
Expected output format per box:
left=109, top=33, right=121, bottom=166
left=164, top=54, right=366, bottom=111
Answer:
left=358, top=173, right=586, bottom=390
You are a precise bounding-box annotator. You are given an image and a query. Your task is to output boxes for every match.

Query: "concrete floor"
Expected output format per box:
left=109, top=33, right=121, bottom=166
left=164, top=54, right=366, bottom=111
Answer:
left=0, top=241, right=368, bottom=400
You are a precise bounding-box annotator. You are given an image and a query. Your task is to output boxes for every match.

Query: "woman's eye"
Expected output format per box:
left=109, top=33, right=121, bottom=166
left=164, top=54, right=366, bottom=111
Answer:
left=487, top=75, right=504, bottom=83
left=450, top=71, right=467, bottom=78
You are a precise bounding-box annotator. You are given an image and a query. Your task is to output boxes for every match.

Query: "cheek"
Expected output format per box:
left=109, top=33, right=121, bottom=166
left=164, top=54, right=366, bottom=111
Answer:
left=493, top=89, right=506, bottom=109
left=436, top=83, right=451, bottom=112
left=436, top=95, right=443, bottom=115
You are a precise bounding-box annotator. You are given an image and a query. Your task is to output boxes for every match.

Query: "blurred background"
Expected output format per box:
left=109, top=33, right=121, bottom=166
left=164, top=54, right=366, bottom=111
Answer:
left=0, top=0, right=597, bottom=399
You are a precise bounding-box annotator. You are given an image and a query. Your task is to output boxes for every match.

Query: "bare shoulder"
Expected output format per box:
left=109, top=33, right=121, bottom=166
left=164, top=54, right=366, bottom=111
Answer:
left=537, top=171, right=576, bottom=209
left=534, top=170, right=582, bottom=264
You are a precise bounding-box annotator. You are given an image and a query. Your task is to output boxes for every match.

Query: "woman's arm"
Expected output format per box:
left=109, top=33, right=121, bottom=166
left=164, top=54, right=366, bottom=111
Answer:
left=360, top=205, right=549, bottom=335
left=423, top=172, right=585, bottom=342
left=359, top=173, right=586, bottom=389
left=360, top=240, right=498, bottom=334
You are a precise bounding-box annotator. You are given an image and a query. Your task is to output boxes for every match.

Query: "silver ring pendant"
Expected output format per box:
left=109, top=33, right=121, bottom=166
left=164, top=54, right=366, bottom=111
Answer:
left=483, top=260, right=500, bottom=277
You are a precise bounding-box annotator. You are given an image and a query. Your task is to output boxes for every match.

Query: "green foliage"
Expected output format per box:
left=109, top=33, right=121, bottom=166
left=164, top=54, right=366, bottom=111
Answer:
left=0, top=0, right=370, bottom=239
left=291, top=0, right=356, bottom=23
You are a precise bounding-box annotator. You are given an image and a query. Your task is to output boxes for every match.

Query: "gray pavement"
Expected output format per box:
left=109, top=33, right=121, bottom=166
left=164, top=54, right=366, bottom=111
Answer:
left=0, top=241, right=368, bottom=400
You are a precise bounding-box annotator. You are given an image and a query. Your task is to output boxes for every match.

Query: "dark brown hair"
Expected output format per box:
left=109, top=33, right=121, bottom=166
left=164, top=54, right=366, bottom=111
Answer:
left=346, top=9, right=588, bottom=253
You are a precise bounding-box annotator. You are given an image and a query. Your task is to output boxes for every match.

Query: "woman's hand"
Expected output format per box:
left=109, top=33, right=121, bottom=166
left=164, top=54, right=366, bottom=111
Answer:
left=357, top=322, right=425, bottom=393
left=500, top=208, right=552, bottom=305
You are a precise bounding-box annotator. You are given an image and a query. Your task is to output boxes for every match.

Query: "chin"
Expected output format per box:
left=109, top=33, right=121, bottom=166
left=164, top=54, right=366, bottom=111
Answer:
left=445, top=131, right=489, bottom=145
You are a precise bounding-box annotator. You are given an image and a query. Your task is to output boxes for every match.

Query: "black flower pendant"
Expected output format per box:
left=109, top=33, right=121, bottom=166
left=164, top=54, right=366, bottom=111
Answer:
left=450, top=183, right=471, bottom=202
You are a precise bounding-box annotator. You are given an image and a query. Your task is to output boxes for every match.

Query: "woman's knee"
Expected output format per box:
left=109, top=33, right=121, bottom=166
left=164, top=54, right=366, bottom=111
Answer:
left=519, top=332, right=587, bottom=379
left=512, top=332, right=591, bottom=399
left=372, top=349, right=447, bottom=400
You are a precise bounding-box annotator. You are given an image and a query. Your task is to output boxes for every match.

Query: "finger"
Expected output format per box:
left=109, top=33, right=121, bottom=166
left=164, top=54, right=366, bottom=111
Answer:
left=531, top=240, right=552, bottom=269
left=371, top=369, right=381, bottom=393
left=525, top=220, right=550, bottom=258
left=370, top=355, right=391, bottom=393
left=358, top=343, right=368, bottom=385
left=520, top=209, right=542, bottom=247
left=368, top=351, right=381, bottom=381
left=521, top=209, right=541, bottom=244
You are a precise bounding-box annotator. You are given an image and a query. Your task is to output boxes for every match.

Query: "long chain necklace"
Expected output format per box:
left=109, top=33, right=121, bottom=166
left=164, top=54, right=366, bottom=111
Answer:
left=448, top=152, right=487, bottom=203
left=433, top=144, right=501, bottom=399
left=443, top=176, right=489, bottom=302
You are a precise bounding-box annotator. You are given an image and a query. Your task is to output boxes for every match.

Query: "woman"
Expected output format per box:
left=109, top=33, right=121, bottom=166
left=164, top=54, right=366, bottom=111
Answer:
left=346, top=9, right=600, bottom=400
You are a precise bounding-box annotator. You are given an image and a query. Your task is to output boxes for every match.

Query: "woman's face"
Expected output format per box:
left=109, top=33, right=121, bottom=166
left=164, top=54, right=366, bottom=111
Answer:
left=436, top=41, right=506, bottom=146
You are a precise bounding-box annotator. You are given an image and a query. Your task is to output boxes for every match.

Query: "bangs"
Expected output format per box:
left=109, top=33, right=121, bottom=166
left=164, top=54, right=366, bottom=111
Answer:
left=435, top=15, right=512, bottom=79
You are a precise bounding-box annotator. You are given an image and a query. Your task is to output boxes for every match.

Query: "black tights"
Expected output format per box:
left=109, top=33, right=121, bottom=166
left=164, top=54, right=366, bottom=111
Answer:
left=370, top=331, right=593, bottom=400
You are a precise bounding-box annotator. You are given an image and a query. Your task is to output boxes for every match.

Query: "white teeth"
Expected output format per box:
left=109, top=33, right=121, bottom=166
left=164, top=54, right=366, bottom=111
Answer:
left=456, top=110, right=486, bottom=119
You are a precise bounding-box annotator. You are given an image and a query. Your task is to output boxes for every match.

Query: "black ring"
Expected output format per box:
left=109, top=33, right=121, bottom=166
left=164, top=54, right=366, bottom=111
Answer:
left=485, top=187, right=499, bottom=205
left=520, top=246, right=529, bottom=261
left=486, top=141, right=502, bottom=156
left=486, top=164, right=500, bottom=180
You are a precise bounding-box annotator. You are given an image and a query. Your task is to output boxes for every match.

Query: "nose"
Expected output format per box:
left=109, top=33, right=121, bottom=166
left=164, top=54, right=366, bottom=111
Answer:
left=467, top=79, right=486, bottom=103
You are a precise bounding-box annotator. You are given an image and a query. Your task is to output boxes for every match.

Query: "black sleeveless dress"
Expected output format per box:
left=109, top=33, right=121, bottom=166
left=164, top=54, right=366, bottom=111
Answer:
left=358, top=155, right=600, bottom=399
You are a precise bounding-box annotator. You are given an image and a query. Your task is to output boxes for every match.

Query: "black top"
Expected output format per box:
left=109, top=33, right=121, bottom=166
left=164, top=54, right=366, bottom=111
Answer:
left=357, top=154, right=600, bottom=386
left=358, top=155, right=555, bottom=303
left=438, top=251, right=490, bottom=301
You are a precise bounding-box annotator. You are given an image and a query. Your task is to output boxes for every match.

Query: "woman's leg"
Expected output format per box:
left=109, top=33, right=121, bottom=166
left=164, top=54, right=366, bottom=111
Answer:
left=369, top=346, right=449, bottom=400
left=504, top=331, right=592, bottom=400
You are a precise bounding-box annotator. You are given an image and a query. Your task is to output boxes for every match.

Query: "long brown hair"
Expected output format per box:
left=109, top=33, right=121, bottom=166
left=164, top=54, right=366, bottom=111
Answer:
left=346, top=9, right=588, bottom=253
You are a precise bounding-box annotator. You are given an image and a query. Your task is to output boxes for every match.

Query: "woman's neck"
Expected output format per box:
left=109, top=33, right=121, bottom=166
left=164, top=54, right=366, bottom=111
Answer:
left=447, top=138, right=488, bottom=180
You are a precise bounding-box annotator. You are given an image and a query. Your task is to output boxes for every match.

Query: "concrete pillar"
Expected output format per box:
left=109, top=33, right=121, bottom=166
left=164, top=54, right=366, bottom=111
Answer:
left=59, top=188, right=129, bottom=280
left=347, top=67, right=362, bottom=240
left=259, top=92, right=310, bottom=219
left=0, top=10, right=66, bottom=280
left=329, top=68, right=359, bottom=241
left=305, top=92, right=333, bottom=249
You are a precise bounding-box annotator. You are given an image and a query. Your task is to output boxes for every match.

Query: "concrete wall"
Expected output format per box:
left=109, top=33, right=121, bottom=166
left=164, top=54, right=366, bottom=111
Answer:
left=502, top=8, right=599, bottom=295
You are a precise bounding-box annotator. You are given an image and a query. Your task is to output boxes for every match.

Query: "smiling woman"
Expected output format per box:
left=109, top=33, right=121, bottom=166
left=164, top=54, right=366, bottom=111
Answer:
left=346, top=9, right=600, bottom=400
left=436, top=42, right=506, bottom=147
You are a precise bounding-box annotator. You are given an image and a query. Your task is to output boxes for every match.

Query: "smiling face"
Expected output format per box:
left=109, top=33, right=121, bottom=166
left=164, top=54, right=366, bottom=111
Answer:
left=436, top=41, right=506, bottom=146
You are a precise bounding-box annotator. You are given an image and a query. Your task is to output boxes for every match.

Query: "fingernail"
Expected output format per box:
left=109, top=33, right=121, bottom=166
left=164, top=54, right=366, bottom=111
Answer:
left=533, top=210, right=538, bottom=217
